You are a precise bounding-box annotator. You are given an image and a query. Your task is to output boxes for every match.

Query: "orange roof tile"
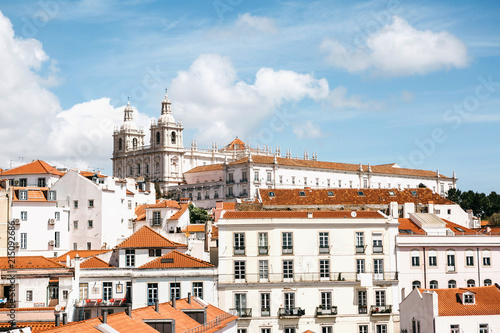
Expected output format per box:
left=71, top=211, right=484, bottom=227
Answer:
left=80, top=256, right=114, bottom=269
left=183, top=224, right=205, bottom=233
left=223, top=137, right=247, bottom=151
left=126, top=189, right=134, bottom=195
left=0, top=160, right=63, bottom=176
left=223, top=202, right=236, bottom=210
left=259, top=188, right=453, bottom=206
left=79, top=171, right=107, bottom=178
left=423, top=285, right=500, bottom=316
left=222, top=210, right=384, bottom=219
left=54, top=250, right=111, bottom=262
left=139, top=250, right=214, bottom=269
left=116, top=226, right=187, bottom=249
left=398, top=218, right=426, bottom=235
left=0, top=256, right=66, bottom=269
left=442, top=219, right=476, bottom=235
left=12, top=188, right=53, bottom=202
left=134, top=203, right=148, bottom=221
left=0, top=321, right=55, bottom=333
left=169, top=203, right=189, bottom=220
left=184, top=164, right=224, bottom=174
left=230, top=155, right=451, bottom=179
left=211, top=225, right=219, bottom=239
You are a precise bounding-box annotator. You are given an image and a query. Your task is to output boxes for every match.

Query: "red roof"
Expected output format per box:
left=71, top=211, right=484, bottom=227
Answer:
left=398, top=218, right=476, bottom=235
left=169, top=203, right=189, bottom=220
left=0, top=160, right=63, bottom=176
left=0, top=322, right=55, bottom=333
left=0, top=256, right=66, bottom=269
left=139, top=250, right=214, bottom=269
left=422, top=285, right=500, bottom=316
left=55, top=250, right=111, bottom=262
left=222, top=210, right=384, bottom=219
left=184, top=164, right=224, bottom=174
left=116, top=226, right=187, bottom=249
left=80, top=256, right=114, bottom=269
left=223, top=137, right=247, bottom=151
left=183, top=224, right=205, bottom=233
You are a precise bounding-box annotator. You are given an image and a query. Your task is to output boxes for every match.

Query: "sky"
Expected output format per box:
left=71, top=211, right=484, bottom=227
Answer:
left=0, top=0, right=499, bottom=192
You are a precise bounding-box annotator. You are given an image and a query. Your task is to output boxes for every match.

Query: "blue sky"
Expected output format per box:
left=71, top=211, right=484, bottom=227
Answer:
left=0, top=0, right=499, bottom=192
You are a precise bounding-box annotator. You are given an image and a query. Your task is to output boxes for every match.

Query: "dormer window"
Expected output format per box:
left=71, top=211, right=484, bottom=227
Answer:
left=464, top=293, right=474, bottom=304
left=19, top=190, right=28, bottom=201
left=299, top=191, right=306, bottom=197
left=48, top=191, right=56, bottom=201
left=268, top=192, right=275, bottom=197
left=327, top=191, right=334, bottom=196
left=357, top=191, right=364, bottom=196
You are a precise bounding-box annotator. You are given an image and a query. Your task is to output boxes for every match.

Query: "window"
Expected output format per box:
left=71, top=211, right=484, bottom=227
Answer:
left=316, top=178, right=319, bottom=186
left=19, top=178, right=27, bottom=187
left=48, top=284, right=59, bottom=299
left=20, top=211, right=27, bottom=221
left=234, top=233, right=245, bottom=255
left=356, top=232, right=364, bottom=253
left=146, top=164, right=149, bottom=174
left=261, top=293, right=270, bottom=316
left=149, top=249, right=161, bottom=257
left=235, top=293, right=247, bottom=311
left=55, top=212, right=60, bottom=221
left=291, top=176, right=295, bottom=185
left=267, top=172, right=272, bottom=182
left=480, top=324, right=489, bottom=333
left=73, top=243, right=77, bottom=250
left=279, top=175, right=283, bottom=184
left=55, top=232, right=60, bottom=248
left=327, top=190, right=334, bottom=196
left=466, top=250, right=474, bottom=266
left=258, top=232, right=268, bottom=254
left=299, top=191, right=306, bottom=196
left=284, top=292, right=295, bottom=309
left=128, top=200, right=132, bottom=209
left=234, top=261, right=246, bottom=281
left=242, top=171, right=247, bottom=182
left=483, top=250, right=491, bottom=266
left=448, top=280, right=456, bottom=288
left=412, top=281, right=421, bottom=289
left=327, top=179, right=331, bottom=187
left=282, top=232, right=293, bottom=254
left=259, top=260, right=269, bottom=280
left=254, top=171, right=259, bottom=182
left=358, top=290, right=367, bottom=314
left=284, top=328, right=295, bottom=333
left=20, top=233, right=27, bottom=249
left=125, top=249, right=135, bottom=267
left=372, top=233, right=383, bottom=253
left=303, top=177, right=307, bottom=185
left=319, top=232, right=329, bottom=253
left=358, top=325, right=368, bottom=333
left=356, top=259, right=365, bottom=274
left=88, top=220, right=93, bottom=228
left=484, top=279, right=492, bottom=286
left=102, top=282, right=112, bottom=301
left=450, top=325, right=460, bottom=333
left=430, top=280, right=438, bottom=289
left=447, top=251, right=456, bottom=272
left=74, top=200, right=79, bottom=208
left=147, top=283, right=158, bottom=305
left=87, top=242, right=91, bottom=250
left=321, top=327, right=332, bottom=333
left=156, top=132, right=160, bottom=144
left=152, top=211, right=161, bottom=226
left=261, top=328, right=271, bottom=333
left=375, top=290, right=385, bottom=306
left=26, top=290, right=33, bottom=302
left=464, top=293, right=474, bottom=304
left=171, top=131, right=176, bottom=144
left=88, top=199, right=94, bottom=208
left=237, top=329, right=247, bottom=333
left=62, top=290, right=68, bottom=301
left=411, top=250, right=420, bottom=267
left=228, top=173, right=234, bottom=183
left=429, top=250, right=437, bottom=266
left=170, top=282, right=180, bottom=300
left=374, top=259, right=384, bottom=280
left=358, top=190, right=365, bottom=196
left=376, top=325, right=387, bottom=333
left=320, top=259, right=330, bottom=278
left=78, top=283, right=88, bottom=300
left=48, top=191, right=56, bottom=201
left=283, top=260, right=293, bottom=280
left=467, top=279, right=475, bottom=287
left=193, top=282, right=203, bottom=299
left=321, top=291, right=332, bottom=309
left=73, top=220, right=78, bottom=229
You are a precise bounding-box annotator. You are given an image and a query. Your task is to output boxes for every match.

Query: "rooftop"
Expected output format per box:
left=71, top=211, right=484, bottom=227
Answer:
left=116, top=225, right=187, bottom=249
left=0, top=256, right=66, bottom=269
left=0, top=160, right=64, bottom=176
left=138, top=250, right=214, bottom=269
left=222, top=210, right=385, bottom=219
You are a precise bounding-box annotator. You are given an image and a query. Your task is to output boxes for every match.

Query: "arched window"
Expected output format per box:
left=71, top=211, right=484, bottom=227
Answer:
left=467, top=279, right=475, bottom=287
left=118, top=138, right=122, bottom=150
left=171, top=131, right=176, bottom=144
left=428, top=250, right=437, bottom=266
left=156, top=132, right=160, bottom=144
left=465, top=250, right=474, bottom=266
left=412, top=281, right=421, bottom=289
left=117, top=168, right=121, bottom=177
left=448, top=280, right=456, bottom=288
left=430, top=280, right=438, bottom=289
left=155, top=162, right=160, bottom=174
left=411, top=250, right=420, bottom=267
left=483, top=250, right=491, bottom=266
left=447, top=250, right=456, bottom=272
left=137, top=163, right=141, bottom=175
left=132, top=138, right=138, bottom=148
left=484, top=279, right=492, bottom=286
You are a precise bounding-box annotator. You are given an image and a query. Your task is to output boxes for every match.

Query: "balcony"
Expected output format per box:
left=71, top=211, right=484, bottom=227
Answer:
left=282, top=246, right=293, bottom=255
left=355, top=245, right=365, bottom=254
left=229, top=308, right=252, bottom=318
left=315, top=306, right=337, bottom=317
left=373, top=245, right=383, bottom=254
left=226, top=180, right=234, bottom=184
left=278, top=307, right=305, bottom=318
left=234, top=247, right=245, bottom=255
left=240, top=178, right=248, bottom=183
left=358, top=305, right=367, bottom=314
left=261, top=308, right=270, bottom=317
left=259, top=246, right=268, bottom=255
left=370, top=305, right=392, bottom=315
left=319, top=246, right=329, bottom=254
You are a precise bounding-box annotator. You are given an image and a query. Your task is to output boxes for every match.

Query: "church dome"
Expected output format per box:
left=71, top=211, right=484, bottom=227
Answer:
left=157, top=90, right=175, bottom=124
left=120, top=101, right=138, bottom=130
left=158, top=113, right=175, bottom=124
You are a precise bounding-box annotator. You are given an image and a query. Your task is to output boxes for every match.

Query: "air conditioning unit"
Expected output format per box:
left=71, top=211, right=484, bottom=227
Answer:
left=48, top=240, right=55, bottom=246
left=14, top=242, right=20, bottom=248
left=48, top=219, right=55, bottom=225
left=13, top=219, right=20, bottom=225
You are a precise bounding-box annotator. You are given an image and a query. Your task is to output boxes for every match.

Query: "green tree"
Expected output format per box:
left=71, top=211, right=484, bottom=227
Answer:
left=188, top=203, right=211, bottom=224
left=489, top=212, right=500, bottom=225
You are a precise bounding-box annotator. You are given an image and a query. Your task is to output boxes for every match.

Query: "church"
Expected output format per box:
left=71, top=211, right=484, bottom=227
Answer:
left=112, top=92, right=457, bottom=206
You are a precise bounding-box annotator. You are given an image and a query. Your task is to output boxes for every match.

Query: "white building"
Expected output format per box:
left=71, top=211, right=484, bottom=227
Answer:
left=0, top=160, right=64, bottom=188
left=217, top=210, right=400, bottom=333
left=400, top=285, right=500, bottom=333
left=51, top=170, right=156, bottom=250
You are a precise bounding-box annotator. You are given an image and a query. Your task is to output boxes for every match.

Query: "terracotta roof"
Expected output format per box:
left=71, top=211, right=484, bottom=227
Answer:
left=12, top=188, right=52, bottom=202
left=0, top=160, right=63, bottom=176
left=126, top=190, right=134, bottom=195
left=398, top=218, right=476, bottom=235
left=80, top=256, right=114, bottom=269
left=169, top=203, right=189, bottom=220
left=211, top=225, right=219, bottom=239
left=79, top=171, right=107, bottom=178
left=183, top=224, right=205, bottom=233
left=54, top=250, right=111, bottom=262
left=223, top=137, right=247, bottom=150
left=116, top=225, right=187, bottom=249
left=184, top=164, right=224, bottom=174
left=0, top=321, right=55, bottom=333
left=134, top=203, right=148, bottom=221
left=259, top=188, right=453, bottom=206
left=222, top=210, right=384, bottom=219
left=139, top=250, right=214, bottom=269
left=223, top=202, right=236, bottom=210
left=0, top=256, right=66, bottom=269
left=230, top=155, right=451, bottom=179
left=442, top=219, right=476, bottom=235
left=423, top=285, right=500, bottom=316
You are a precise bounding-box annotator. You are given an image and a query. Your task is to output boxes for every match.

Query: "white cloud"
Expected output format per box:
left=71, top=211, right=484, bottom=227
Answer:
left=321, top=16, right=469, bottom=77
left=293, top=120, right=325, bottom=139
left=401, top=90, right=415, bottom=102
left=328, top=86, right=382, bottom=109
left=169, top=54, right=329, bottom=144
left=235, top=13, right=279, bottom=34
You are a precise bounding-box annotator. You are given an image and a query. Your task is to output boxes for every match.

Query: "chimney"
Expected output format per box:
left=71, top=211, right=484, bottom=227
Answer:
left=62, top=312, right=68, bottom=325
left=307, top=212, right=313, bottom=219
left=172, top=297, right=176, bottom=309
left=155, top=299, right=159, bottom=312
left=102, top=309, right=108, bottom=324
left=55, top=313, right=60, bottom=327
left=126, top=303, right=132, bottom=317
left=188, top=292, right=191, bottom=304
left=10, top=321, right=16, bottom=328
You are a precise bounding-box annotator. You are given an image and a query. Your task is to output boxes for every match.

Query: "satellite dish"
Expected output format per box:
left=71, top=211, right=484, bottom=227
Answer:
left=351, top=211, right=357, bottom=218
left=54, top=305, right=61, bottom=312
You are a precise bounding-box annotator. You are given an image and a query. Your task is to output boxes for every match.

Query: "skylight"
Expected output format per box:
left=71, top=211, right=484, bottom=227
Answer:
left=388, top=191, right=396, bottom=196
left=299, top=191, right=306, bottom=197
left=357, top=191, right=364, bottom=196
left=410, top=190, right=417, bottom=197
left=455, top=227, right=464, bottom=232
left=268, top=192, right=275, bottom=197
left=327, top=191, right=334, bottom=196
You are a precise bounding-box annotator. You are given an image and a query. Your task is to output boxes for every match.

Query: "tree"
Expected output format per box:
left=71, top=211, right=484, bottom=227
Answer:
left=188, top=203, right=211, bottom=224
left=418, top=183, right=427, bottom=188
left=489, top=212, right=500, bottom=225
